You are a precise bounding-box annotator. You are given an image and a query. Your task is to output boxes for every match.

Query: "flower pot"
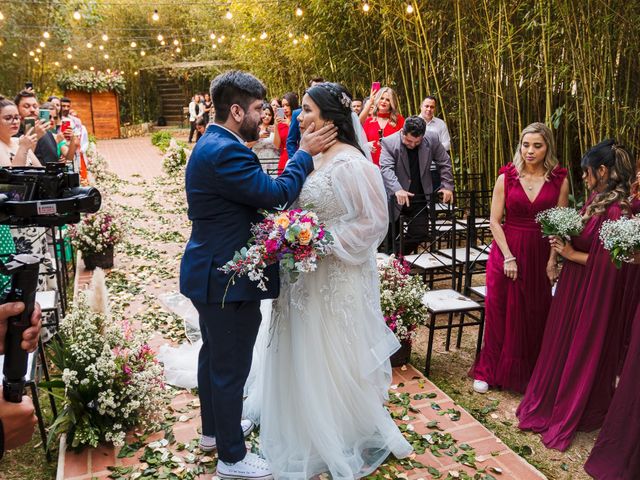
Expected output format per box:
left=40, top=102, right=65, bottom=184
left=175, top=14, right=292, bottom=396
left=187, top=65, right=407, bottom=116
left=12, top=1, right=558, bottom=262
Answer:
left=390, top=340, right=412, bottom=367
left=83, top=246, right=114, bottom=270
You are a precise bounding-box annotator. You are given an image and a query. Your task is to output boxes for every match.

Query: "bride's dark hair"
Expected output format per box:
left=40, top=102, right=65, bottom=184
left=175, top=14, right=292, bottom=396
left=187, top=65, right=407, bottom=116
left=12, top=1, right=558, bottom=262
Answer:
left=305, top=82, right=365, bottom=156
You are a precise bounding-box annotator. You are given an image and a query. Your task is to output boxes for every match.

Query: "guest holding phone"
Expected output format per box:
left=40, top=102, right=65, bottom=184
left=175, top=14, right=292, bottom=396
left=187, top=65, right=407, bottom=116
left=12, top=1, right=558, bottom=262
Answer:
left=273, top=92, right=298, bottom=174
left=250, top=104, right=279, bottom=167
left=359, top=85, right=404, bottom=166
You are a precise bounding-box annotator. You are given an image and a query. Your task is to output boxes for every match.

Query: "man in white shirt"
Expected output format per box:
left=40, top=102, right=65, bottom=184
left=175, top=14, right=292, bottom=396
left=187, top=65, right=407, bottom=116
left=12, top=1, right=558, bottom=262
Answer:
left=188, top=94, right=201, bottom=143
left=420, top=96, right=451, bottom=190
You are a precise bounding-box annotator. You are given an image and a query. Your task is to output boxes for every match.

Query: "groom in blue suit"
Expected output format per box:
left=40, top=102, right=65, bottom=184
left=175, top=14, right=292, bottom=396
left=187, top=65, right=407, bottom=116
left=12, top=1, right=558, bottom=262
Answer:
left=180, top=71, right=336, bottom=479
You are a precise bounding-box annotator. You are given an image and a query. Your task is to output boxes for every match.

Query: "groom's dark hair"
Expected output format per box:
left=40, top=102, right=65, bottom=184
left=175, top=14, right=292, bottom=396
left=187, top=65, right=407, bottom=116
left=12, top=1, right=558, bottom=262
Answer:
left=210, top=70, right=266, bottom=123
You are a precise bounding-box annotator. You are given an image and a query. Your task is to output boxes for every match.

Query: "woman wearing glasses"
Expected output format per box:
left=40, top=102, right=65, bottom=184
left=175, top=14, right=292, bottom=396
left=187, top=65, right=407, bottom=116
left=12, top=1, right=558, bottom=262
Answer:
left=0, top=97, right=41, bottom=167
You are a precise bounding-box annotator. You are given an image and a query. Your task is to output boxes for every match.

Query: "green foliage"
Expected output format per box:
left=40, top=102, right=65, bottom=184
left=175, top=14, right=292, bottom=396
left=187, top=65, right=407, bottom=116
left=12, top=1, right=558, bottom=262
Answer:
left=151, top=131, right=174, bottom=152
left=57, top=70, right=126, bottom=94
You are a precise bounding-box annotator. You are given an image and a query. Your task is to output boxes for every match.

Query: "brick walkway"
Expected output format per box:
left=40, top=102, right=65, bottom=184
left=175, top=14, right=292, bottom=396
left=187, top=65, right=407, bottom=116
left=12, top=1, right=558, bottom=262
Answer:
left=58, top=136, right=546, bottom=480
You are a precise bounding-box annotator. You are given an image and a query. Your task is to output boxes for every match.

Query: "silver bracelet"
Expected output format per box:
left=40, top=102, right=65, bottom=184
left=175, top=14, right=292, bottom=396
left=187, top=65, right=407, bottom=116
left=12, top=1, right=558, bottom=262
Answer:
left=503, top=256, right=516, bottom=264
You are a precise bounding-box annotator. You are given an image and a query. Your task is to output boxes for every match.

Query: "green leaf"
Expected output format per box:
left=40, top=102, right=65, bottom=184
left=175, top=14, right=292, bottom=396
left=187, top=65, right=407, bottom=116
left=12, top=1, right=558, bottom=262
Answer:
left=427, top=465, right=442, bottom=478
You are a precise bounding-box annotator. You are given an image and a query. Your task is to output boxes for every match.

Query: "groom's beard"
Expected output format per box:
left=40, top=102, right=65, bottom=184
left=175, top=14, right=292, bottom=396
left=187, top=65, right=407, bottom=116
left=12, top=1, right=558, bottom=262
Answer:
left=239, top=117, right=260, bottom=142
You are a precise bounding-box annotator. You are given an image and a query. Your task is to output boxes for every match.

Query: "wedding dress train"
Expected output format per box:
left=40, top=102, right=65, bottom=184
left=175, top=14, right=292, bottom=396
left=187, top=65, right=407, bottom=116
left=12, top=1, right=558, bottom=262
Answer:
left=243, top=149, right=412, bottom=479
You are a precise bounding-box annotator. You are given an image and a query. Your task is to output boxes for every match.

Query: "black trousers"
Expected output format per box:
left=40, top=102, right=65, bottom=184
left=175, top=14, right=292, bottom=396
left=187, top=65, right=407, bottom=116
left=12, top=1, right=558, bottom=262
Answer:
left=188, top=120, right=197, bottom=142
left=193, top=300, right=262, bottom=462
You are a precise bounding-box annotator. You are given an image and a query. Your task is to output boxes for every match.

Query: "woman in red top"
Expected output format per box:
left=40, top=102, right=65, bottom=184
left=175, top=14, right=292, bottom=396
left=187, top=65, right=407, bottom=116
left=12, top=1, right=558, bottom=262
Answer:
left=273, top=92, right=298, bottom=174
left=359, top=87, right=404, bottom=166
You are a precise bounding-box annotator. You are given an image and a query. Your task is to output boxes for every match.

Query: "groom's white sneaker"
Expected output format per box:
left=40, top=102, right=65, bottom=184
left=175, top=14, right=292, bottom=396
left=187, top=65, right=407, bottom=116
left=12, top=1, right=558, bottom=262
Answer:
left=216, top=452, right=273, bottom=480
left=198, top=419, right=255, bottom=452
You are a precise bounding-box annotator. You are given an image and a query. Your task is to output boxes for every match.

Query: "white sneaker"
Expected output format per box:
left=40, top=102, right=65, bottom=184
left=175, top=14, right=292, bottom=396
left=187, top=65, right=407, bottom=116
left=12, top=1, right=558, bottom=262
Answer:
left=216, top=452, right=273, bottom=480
left=473, top=379, right=489, bottom=394
left=199, top=419, right=255, bottom=452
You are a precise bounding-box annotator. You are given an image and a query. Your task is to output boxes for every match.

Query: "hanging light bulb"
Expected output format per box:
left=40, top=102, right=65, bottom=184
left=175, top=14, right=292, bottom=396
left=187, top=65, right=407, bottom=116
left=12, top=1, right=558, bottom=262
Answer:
left=303, top=34, right=309, bottom=40
left=102, top=33, right=109, bottom=41
left=140, top=50, right=146, bottom=56
left=73, top=64, right=78, bottom=69
left=54, top=61, right=60, bottom=66
left=406, top=3, right=414, bottom=13
left=130, top=41, right=137, bottom=48
left=39, top=41, right=46, bottom=47
left=89, top=66, right=94, bottom=71
left=152, top=9, right=159, bottom=21
left=217, top=37, right=223, bottom=43
left=66, top=53, right=72, bottom=59
left=210, top=33, right=216, bottom=40
left=73, top=9, right=81, bottom=20
left=134, top=71, right=139, bottom=76
left=34, top=57, right=39, bottom=62
left=29, top=51, right=35, bottom=56
left=293, top=38, right=299, bottom=45
left=67, top=47, right=72, bottom=52
left=363, top=1, right=370, bottom=12
left=212, top=44, right=217, bottom=49
left=295, top=6, right=303, bottom=16
left=104, top=54, right=109, bottom=59
left=157, top=34, right=163, bottom=41
left=288, top=32, right=293, bottom=38
left=12, top=52, right=17, bottom=57
left=86, top=42, right=93, bottom=48
left=106, top=68, right=111, bottom=73
left=260, top=31, right=267, bottom=40
left=225, top=8, right=232, bottom=19
left=241, top=34, right=246, bottom=39
left=43, top=31, right=50, bottom=39
left=175, top=47, right=181, bottom=52
left=191, top=37, right=196, bottom=43
left=0, top=12, right=5, bottom=21
left=173, top=39, right=179, bottom=45
left=36, top=48, right=42, bottom=53
left=99, top=45, right=104, bottom=50
left=160, top=40, right=166, bottom=46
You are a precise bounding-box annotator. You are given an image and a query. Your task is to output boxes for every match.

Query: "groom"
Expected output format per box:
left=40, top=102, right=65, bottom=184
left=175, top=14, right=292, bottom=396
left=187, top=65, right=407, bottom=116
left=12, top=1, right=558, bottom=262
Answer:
left=180, top=71, right=337, bottom=479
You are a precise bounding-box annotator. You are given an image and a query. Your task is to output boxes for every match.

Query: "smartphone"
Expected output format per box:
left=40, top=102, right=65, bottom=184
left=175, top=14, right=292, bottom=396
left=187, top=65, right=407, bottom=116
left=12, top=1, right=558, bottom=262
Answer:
left=371, top=81, right=381, bottom=93
left=61, top=120, right=71, bottom=132
left=276, top=108, right=285, bottom=119
left=25, top=81, right=33, bottom=90
left=39, top=110, right=50, bottom=123
left=24, top=118, right=35, bottom=131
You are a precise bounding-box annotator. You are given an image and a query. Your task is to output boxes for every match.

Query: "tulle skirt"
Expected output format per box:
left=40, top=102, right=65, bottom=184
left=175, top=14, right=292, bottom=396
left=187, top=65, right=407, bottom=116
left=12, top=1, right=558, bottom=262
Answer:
left=243, top=254, right=412, bottom=479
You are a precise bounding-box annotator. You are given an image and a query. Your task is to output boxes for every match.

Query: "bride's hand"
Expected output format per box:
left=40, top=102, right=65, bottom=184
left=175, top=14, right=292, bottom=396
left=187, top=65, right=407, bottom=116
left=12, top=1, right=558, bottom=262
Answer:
left=299, top=122, right=338, bottom=157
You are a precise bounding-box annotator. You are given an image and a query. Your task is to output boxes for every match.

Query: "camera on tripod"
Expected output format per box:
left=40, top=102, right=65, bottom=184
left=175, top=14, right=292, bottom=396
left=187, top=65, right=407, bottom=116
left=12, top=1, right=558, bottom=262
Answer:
left=0, top=163, right=102, bottom=403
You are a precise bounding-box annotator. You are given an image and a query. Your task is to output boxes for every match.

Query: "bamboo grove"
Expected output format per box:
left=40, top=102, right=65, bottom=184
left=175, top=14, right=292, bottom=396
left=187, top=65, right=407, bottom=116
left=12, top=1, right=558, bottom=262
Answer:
left=1, top=0, right=639, bottom=194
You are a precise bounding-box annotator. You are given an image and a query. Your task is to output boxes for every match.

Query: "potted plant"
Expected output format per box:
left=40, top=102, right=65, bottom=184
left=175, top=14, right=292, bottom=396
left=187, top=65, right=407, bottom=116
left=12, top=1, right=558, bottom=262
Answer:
left=378, top=255, right=428, bottom=366
left=70, top=210, right=123, bottom=270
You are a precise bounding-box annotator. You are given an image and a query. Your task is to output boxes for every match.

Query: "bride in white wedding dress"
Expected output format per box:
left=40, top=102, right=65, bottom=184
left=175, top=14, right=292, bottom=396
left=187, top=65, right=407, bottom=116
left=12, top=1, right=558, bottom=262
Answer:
left=243, top=83, right=412, bottom=479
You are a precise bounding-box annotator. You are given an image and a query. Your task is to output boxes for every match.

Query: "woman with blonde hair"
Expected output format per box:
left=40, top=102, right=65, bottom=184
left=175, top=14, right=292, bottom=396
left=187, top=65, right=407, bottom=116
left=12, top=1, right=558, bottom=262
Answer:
left=359, top=86, right=404, bottom=166
left=517, top=139, right=635, bottom=451
left=470, top=122, right=569, bottom=394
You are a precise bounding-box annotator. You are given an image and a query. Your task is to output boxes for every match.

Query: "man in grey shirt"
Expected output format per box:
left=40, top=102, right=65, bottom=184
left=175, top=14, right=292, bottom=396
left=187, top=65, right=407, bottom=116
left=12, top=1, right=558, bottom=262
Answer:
left=420, top=96, right=451, bottom=191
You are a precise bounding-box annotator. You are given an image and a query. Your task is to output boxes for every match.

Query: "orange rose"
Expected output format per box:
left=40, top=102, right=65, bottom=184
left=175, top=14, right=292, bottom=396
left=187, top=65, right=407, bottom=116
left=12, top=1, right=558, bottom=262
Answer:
left=298, top=227, right=312, bottom=245
left=275, top=214, right=290, bottom=229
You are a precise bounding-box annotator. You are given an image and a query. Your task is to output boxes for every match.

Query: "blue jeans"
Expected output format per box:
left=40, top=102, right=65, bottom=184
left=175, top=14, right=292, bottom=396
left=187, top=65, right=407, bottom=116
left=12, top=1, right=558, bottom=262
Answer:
left=193, top=300, right=262, bottom=462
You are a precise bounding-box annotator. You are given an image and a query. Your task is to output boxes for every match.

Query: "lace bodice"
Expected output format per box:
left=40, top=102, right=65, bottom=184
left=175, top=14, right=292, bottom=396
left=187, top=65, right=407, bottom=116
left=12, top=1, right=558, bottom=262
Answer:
left=297, top=153, right=349, bottom=224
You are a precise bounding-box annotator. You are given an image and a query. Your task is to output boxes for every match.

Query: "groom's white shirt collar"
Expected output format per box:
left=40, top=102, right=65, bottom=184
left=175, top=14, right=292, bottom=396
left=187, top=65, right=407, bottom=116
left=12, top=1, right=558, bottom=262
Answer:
left=213, top=123, right=244, bottom=144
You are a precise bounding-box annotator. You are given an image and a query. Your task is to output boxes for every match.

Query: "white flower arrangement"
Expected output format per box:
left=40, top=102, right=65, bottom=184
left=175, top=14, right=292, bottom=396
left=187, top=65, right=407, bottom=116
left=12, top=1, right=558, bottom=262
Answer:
left=535, top=206, right=583, bottom=239
left=378, top=255, right=428, bottom=343
left=599, top=215, right=640, bottom=268
left=69, top=209, right=123, bottom=256
left=162, top=139, right=191, bottom=176
left=46, top=271, right=168, bottom=450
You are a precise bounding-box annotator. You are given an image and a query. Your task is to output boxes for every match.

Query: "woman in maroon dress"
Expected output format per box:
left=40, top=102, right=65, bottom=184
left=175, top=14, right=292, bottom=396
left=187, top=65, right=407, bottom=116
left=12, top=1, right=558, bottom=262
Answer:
left=471, top=123, right=569, bottom=394
left=358, top=87, right=404, bottom=166
left=517, top=140, right=635, bottom=452
left=584, top=176, right=640, bottom=480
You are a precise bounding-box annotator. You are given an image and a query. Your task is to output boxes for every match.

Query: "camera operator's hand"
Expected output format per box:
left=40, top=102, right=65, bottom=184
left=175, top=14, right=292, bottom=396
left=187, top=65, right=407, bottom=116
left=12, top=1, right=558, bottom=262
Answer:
left=0, top=302, right=42, bottom=355
left=18, top=128, right=37, bottom=152
left=0, top=391, right=37, bottom=451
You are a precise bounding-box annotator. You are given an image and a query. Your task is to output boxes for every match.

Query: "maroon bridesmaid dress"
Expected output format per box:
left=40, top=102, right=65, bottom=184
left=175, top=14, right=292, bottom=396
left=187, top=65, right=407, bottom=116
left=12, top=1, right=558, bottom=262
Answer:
left=471, top=163, right=567, bottom=393
left=584, top=302, right=640, bottom=479
left=517, top=199, right=627, bottom=452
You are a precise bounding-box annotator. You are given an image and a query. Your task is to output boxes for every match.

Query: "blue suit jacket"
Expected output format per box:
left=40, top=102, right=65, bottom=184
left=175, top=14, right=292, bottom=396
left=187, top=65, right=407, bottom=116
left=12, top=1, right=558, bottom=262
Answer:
left=180, top=124, right=314, bottom=304
left=286, top=108, right=301, bottom=159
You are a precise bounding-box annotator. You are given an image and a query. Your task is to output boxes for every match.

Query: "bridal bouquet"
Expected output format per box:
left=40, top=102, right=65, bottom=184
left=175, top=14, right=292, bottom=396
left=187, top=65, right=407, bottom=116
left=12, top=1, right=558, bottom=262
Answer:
left=599, top=215, right=640, bottom=268
left=219, top=207, right=334, bottom=291
left=535, top=207, right=583, bottom=239
left=378, top=255, right=428, bottom=344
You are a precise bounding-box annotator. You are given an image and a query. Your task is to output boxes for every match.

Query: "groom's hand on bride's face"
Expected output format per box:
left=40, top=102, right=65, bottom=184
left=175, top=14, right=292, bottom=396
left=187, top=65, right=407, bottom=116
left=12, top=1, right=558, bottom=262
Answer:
left=299, top=122, right=338, bottom=157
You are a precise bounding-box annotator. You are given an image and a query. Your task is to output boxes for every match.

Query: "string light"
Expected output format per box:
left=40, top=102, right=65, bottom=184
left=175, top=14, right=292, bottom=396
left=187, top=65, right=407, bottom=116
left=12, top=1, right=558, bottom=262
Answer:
left=66, top=53, right=72, bottom=59
left=12, top=52, right=17, bottom=57
left=225, top=8, right=232, bottom=19
left=86, top=42, right=93, bottom=48
left=173, top=39, right=179, bottom=45
left=36, top=48, right=42, bottom=53
left=29, top=50, right=35, bottom=56
left=54, top=61, right=59, bottom=66
left=157, top=34, right=163, bottom=41
left=406, top=3, right=414, bottom=13
left=107, top=68, right=111, bottom=73
left=0, top=12, right=4, bottom=21
left=140, top=50, right=146, bottom=56
left=217, top=37, right=222, bottom=43
left=152, top=9, right=159, bottom=21
left=73, top=10, right=81, bottom=20
left=130, top=41, right=137, bottom=47
left=210, top=33, right=216, bottom=39
left=288, top=32, right=293, bottom=38
left=39, top=41, right=46, bottom=47
left=134, top=71, right=139, bottom=76
left=43, top=31, right=50, bottom=39
left=190, top=37, right=196, bottom=42
left=99, top=44, right=104, bottom=50
left=211, top=43, right=217, bottom=49
left=90, top=66, right=94, bottom=71
left=73, top=64, right=78, bottom=69
left=260, top=31, right=267, bottom=40
left=102, top=34, right=109, bottom=41
left=303, top=34, right=309, bottom=40
left=67, top=46, right=73, bottom=52
left=363, top=1, right=370, bottom=12
left=175, top=47, right=181, bottom=52
left=104, top=53, right=109, bottom=59
left=34, top=57, right=39, bottom=62
left=293, top=38, right=299, bottom=45
left=160, top=40, right=166, bottom=45
left=295, top=5, right=303, bottom=16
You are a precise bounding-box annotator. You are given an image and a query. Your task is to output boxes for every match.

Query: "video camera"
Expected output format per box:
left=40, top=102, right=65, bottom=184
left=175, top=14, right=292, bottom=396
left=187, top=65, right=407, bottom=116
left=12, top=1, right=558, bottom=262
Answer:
left=0, top=163, right=101, bottom=226
left=0, top=163, right=102, bottom=402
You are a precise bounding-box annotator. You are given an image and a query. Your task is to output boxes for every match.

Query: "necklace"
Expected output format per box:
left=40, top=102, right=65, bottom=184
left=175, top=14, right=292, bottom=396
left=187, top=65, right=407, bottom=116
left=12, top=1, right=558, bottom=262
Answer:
left=519, top=172, right=544, bottom=191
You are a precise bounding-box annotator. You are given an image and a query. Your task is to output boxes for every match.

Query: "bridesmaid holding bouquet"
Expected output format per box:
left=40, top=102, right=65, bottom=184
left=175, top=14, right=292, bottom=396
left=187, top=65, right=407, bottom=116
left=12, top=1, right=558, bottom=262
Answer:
left=470, top=123, right=569, bottom=394
left=517, top=139, right=635, bottom=452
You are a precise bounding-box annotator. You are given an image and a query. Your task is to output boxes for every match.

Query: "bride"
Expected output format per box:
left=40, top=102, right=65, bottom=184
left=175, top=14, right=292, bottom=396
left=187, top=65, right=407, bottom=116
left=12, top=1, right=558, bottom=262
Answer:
left=243, top=82, right=413, bottom=479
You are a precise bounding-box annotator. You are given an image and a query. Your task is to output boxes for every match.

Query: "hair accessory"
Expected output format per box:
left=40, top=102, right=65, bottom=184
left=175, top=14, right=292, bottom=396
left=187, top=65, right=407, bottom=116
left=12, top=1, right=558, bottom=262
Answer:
left=339, top=92, right=351, bottom=109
